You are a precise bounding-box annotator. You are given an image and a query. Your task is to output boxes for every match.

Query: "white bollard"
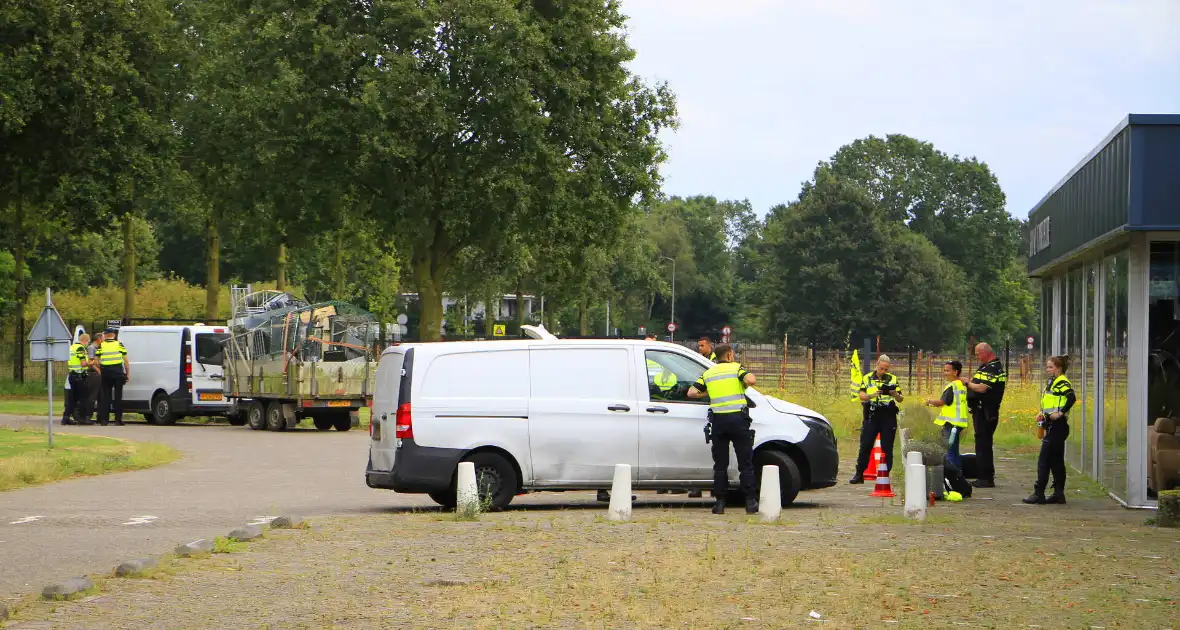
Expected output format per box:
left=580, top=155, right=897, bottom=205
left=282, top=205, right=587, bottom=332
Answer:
left=607, top=464, right=633, bottom=521
left=758, top=465, right=782, bottom=522
left=906, top=451, right=923, bottom=467
left=904, top=463, right=927, bottom=521
left=456, top=461, right=479, bottom=515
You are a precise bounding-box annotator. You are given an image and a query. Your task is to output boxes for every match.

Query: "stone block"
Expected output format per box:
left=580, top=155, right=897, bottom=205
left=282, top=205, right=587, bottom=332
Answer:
left=228, top=524, right=264, bottom=541
left=42, top=577, right=94, bottom=600
left=269, top=514, right=305, bottom=529
left=174, top=538, right=214, bottom=557
left=114, top=557, right=158, bottom=577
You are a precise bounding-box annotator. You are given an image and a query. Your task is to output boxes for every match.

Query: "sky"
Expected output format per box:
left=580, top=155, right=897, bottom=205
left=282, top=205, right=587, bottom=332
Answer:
left=619, top=0, right=1180, bottom=219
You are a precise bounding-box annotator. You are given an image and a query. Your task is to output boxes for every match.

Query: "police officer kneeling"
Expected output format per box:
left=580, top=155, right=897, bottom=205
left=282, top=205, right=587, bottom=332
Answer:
left=687, top=344, right=758, bottom=515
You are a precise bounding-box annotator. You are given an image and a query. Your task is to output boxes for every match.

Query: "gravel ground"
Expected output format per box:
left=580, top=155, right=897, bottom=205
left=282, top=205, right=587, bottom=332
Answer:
left=5, top=456, right=1178, bottom=629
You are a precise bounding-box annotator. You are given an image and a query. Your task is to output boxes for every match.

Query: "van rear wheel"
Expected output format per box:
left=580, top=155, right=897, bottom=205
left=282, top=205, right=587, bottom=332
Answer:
left=429, top=491, right=457, bottom=509
left=152, top=393, right=176, bottom=426
left=461, top=452, right=518, bottom=511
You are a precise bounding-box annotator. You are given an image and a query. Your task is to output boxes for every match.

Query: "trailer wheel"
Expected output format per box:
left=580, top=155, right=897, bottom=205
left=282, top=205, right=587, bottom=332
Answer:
left=246, top=401, right=267, bottom=431
left=266, top=401, right=287, bottom=431
left=332, top=414, right=352, bottom=431
left=227, top=414, right=247, bottom=427
left=313, top=417, right=333, bottom=431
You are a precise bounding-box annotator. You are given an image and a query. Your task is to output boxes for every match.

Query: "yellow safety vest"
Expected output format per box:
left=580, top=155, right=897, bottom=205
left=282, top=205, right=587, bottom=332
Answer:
left=67, top=343, right=88, bottom=373
left=1040, top=374, right=1073, bottom=416
left=98, top=340, right=127, bottom=367
left=935, top=380, right=969, bottom=428
left=697, top=362, right=747, bottom=414
left=647, top=359, right=678, bottom=392
left=862, top=372, right=898, bottom=405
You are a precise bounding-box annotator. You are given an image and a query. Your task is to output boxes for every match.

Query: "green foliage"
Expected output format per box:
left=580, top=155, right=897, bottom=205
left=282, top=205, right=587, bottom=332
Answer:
left=756, top=175, right=969, bottom=350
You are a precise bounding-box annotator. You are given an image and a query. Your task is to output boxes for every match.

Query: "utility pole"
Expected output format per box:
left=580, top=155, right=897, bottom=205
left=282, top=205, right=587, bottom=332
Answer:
left=660, top=256, right=676, bottom=341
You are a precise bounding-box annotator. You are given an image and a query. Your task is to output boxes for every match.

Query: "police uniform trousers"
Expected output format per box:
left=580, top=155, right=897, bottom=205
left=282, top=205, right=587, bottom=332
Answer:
left=64, top=372, right=88, bottom=424
left=84, top=370, right=103, bottom=423
left=971, top=405, right=1000, bottom=482
left=98, top=367, right=126, bottom=425
left=710, top=411, right=757, bottom=499
left=855, top=404, right=897, bottom=475
left=1035, top=418, right=1069, bottom=495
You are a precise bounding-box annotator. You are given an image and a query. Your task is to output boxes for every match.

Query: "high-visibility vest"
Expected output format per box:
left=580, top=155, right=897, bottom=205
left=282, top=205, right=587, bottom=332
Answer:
left=705, top=352, right=717, bottom=362
left=699, top=362, right=747, bottom=415
left=67, top=343, right=88, bottom=373
left=1040, top=374, right=1073, bottom=416
left=935, top=380, right=969, bottom=427
left=647, top=359, right=678, bottom=392
left=862, top=372, right=898, bottom=405
left=98, top=340, right=127, bottom=367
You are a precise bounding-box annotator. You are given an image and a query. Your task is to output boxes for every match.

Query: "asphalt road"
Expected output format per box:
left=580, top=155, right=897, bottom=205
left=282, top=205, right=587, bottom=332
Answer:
left=0, top=418, right=438, bottom=597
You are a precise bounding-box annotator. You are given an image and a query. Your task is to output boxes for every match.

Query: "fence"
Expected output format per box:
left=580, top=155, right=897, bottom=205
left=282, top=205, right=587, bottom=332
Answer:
left=735, top=343, right=1046, bottom=398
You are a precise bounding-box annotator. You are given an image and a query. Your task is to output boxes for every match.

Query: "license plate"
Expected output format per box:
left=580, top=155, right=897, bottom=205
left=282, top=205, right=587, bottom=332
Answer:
left=327, top=400, right=350, bottom=408
left=198, top=392, right=223, bottom=401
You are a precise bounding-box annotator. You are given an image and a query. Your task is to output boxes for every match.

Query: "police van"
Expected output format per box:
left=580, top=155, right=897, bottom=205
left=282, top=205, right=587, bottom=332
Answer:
left=365, top=328, right=839, bottom=509
left=117, top=325, right=236, bottom=425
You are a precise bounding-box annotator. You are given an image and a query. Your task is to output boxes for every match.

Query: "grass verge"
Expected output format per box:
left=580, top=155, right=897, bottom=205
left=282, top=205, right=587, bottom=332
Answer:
left=0, top=396, right=63, bottom=416
left=0, top=428, right=180, bottom=491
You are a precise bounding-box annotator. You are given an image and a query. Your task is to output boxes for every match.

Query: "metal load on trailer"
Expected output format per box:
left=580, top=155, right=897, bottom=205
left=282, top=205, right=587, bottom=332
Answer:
left=223, top=287, right=378, bottom=432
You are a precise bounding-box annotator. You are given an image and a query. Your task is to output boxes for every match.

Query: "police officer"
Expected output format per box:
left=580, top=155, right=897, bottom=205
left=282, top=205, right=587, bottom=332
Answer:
left=926, top=360, right=969, bottom=471
left=688, top=343, right=758, bottom=514
left=82, top=332, right=104, bottom=424
left=96, top=327, right=130, bottom=426
left=697, top=337, right=717, bottom=362
left=62, top=333, right=91, bottom=425
left=1023, top=355, right=1075, bottom=505
left=963, top=342, right=1007, bottom=488
left=849, top=355, right=903, bottom=483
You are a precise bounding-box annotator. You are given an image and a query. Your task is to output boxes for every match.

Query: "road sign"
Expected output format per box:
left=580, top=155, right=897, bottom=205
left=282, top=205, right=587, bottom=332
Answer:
left=638, top=326, right=646, bottom=336
left=396, top=313, right=409, bottom=325
left=1026, top=343, right=1033, bottom=350
left=29, top=303, right=72, bottom=362
left=1026, top=336, right=1035, bottom=344
left=493, top=324, right=507, bottom=337
left=666, top=322, right=677, bottom=333
left=722, top=325, right=732, bottom=336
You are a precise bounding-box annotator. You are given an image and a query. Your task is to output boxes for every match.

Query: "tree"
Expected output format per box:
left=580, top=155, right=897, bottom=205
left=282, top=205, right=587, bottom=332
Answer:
left=805, top=134, right=1027, bottom=342
left=757, top=174, right=969, bottom=350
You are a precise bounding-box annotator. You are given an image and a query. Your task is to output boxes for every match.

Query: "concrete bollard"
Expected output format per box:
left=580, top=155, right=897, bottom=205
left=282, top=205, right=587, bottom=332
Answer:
left=904, top=463, right=927, bottom=521
left=906, top=451, right=923, bottom=466
left=758, top=465, right=782, bottom=522
left=456, top=461, right=479, bottom=515
left=607, top=464, right=632, bottom=522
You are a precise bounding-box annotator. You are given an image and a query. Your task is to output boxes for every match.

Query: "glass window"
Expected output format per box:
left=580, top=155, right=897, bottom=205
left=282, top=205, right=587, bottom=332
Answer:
left=1083, top=264, right=1097, bottom=477
left=1148, top=241, right=1180, bottom=496
left=1102, top=251, right=1129, bottom=500
left=195, top=333, right=228, bottom=366
left=645, top=350, right=708, bottom=403
left=1066, top=268, right=1084, bottom=471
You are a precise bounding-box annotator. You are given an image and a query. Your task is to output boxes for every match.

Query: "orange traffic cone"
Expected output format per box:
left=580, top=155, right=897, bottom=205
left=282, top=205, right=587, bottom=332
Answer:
left=862, top=433, right=884, bottom=480
left=869, top=458, right=894, bottom=498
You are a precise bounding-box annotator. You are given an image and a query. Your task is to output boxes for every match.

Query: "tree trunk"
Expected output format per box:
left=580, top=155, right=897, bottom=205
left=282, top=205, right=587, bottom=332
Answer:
left=276, top=239, right=288, bottom=291
left=515, top=283, right=525, bottom=333
left=578, top=294, right=590, bottom=336
left=13, top=191, right=26, bottom=382
left=333, top=229, right=346, bottom=298
left=484, top=289, right=497, bottom=338
left=122, top=212, right=136, bottom=322
left=545, top=305, right=557, bottom=335
left=204, top=211, right=220, bottom=321
left=413, top=246, right=446, bottom=342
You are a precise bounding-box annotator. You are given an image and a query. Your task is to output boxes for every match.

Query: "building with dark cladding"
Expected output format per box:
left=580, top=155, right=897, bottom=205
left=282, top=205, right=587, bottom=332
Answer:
left=1027, top=114, right=1180, bottom=508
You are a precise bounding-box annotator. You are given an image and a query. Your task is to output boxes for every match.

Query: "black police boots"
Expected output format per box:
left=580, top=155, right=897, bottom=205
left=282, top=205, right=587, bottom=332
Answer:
left=745, top=499, right=759, bottom=515
left=848, top=475, right=865, bottom=485
left=1045, top=493, right=1067, bottom=504
left=1022, top=493, right=1046, bottom=504
left=711, top=499, right=725, bottom=514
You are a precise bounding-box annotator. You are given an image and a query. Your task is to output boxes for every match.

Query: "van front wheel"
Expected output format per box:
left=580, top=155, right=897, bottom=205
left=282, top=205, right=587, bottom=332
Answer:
left=462, top=452, right=518, bottom=511
left=753, top=449, right=802, bottom=506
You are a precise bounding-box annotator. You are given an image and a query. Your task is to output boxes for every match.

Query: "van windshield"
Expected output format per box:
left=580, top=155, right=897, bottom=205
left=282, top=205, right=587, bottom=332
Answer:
left=195, top=333, right=229, bottom=366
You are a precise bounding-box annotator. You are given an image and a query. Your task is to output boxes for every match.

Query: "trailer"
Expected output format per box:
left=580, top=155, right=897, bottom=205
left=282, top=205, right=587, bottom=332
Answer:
left=223, top=287, right=377, bottom=431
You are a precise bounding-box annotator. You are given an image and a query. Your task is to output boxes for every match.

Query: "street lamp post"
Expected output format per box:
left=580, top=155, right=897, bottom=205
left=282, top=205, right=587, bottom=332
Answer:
left=660, top=256, right=676, bottom=341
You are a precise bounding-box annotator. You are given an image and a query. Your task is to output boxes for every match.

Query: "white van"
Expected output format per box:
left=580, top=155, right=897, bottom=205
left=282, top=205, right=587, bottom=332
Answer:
left=117, top=325, right=236, bottom=425
left=365, top=336, right=839, bottom=510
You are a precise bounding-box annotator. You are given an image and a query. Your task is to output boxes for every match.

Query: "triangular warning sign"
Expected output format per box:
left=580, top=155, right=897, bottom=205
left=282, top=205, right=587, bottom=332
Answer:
left=28, top=305, right=71, bottom=342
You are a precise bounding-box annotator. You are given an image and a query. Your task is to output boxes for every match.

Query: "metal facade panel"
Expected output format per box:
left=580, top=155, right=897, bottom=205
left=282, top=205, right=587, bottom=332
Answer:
left=1028, top=128, right=1131, bottom=274
left=1134, top=124, right=1180, bottom=228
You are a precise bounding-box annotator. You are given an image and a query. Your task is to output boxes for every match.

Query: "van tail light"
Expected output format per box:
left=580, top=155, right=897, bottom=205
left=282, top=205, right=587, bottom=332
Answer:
left=183, top=346, right=192, bottom=375
left=394, top=402, right=413, bottom=439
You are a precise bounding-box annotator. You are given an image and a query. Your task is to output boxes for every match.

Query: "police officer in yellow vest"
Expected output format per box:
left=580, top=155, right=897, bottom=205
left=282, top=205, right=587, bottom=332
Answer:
left=1024, top=355, right=1076, bottom=505
left=96, top=327, right=131, bottom=426
left=850, top=355, right=904, bottom=483
left=62, top=333, right=91, bottom=426
left=688, top=343, right=758, bottom=514
left=925, top=360, right=969, bottom=470
left=697, top=337, right=717, bottom=362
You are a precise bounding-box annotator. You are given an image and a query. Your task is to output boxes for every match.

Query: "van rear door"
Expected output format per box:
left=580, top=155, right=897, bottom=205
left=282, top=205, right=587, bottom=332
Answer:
left=369, top=350, right=406, bottom=472
left=191, top=328, right=229, bottom=407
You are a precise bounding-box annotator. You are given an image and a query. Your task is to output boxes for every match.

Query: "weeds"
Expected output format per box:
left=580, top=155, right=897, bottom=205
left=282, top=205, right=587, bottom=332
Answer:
left=212, top=537, right=247, bottom=554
